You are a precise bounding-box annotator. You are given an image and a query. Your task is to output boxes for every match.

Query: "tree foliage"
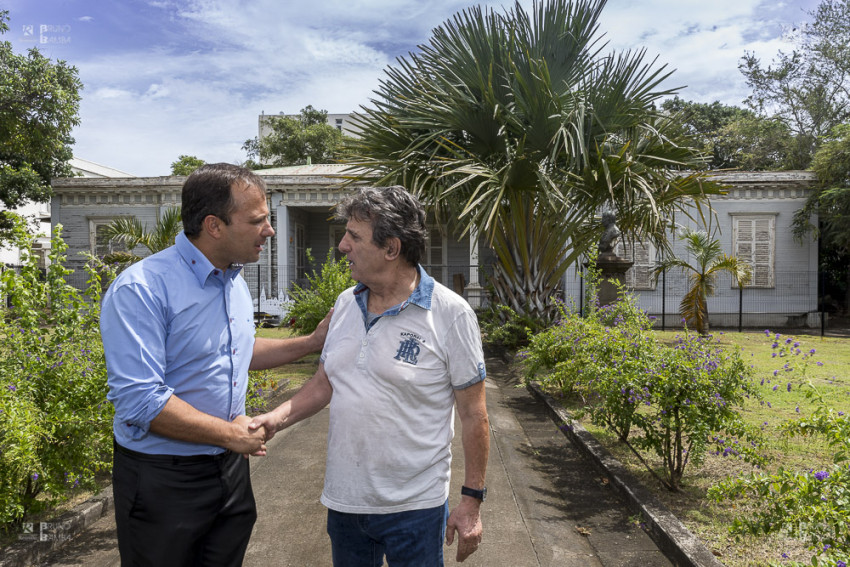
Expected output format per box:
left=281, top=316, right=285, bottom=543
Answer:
left=0, top=11, right=82, bottom=235
left=346, top=0, right=719, bottom=321
left=793, top=123, right=850, bottom=311
left=243, top=105, right=350, bottom=167
left=100, top=207, right=183, bottom=268
left=739, top=0, right=850, bottom=169
left=655, top=229, right=751, bottom=335
left=661, top=96, right=795, bottom=170
left=170, top=155, right=205, bottom=176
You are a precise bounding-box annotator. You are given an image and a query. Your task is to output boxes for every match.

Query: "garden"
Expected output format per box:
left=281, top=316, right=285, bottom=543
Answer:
left=2, top=223, right=849, bottom=567
left=512, top=275, right=850, bottom=567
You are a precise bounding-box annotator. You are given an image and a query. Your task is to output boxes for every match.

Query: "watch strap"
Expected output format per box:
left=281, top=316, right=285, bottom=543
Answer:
left=461, top=485, right=487, bottom=501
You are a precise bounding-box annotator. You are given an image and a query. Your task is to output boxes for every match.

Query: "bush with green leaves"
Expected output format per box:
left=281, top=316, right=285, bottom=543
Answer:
left=286, top=249, right=354, bottom=334
left=523, top=293, right=762, bottom=491
left=0, top=216, right=114, bottom=528
left=477, top=304, right=546, bottom=355
left=710, top=378, right=850, bottom=566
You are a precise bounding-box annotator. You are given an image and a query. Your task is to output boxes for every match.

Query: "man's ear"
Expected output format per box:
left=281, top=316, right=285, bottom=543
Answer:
left=202, top=215, right=223, bottom=239
left=385, top=237, right=401, bottom=260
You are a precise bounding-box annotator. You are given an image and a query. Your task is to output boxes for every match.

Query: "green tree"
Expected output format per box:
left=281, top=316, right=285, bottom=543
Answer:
left=346, top=0, right=720, bottom=321
left=101, top=207, right=183, bottom=266
left=655, top=228, right=751, bottom=335
left=793, top=122, right=850, bottom=312
left=243, top=105, right=349, bottom=167
left=739, top=0, right=850, bottom=169
left=660, top=97, right=795, bottom=170
left=170, top=155, right=205, bottom=176
left=0, top=11, right=82, bottom=236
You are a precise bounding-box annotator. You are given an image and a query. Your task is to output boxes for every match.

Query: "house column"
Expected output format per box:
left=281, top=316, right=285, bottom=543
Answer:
left=466, top=228, right=483, bottom=308
left=275, top=203, right=291, bottom=297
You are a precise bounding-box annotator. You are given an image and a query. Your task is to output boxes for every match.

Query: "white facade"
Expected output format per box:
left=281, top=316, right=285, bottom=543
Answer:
left=49, top=167, right=819, bottom=328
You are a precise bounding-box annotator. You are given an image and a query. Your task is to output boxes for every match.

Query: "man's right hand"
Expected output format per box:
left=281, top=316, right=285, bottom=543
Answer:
left=228, top=414, right=267, bottom=456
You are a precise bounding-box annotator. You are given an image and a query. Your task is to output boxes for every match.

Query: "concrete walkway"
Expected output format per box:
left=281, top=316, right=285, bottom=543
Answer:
left=27, top=358, right=673, bottom=566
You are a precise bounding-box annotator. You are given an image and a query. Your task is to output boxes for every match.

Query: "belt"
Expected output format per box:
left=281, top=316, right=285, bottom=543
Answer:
left=113, top=439, right=233, bottom=465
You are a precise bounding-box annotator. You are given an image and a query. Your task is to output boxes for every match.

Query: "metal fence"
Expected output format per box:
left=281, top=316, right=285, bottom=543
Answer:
left=5, top=261, right=839, bottom=335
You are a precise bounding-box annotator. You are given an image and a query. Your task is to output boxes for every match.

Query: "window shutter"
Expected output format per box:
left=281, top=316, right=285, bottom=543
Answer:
left=734, top=216, right=774, bottom=288
left=617, top=240, right=655, bottom=290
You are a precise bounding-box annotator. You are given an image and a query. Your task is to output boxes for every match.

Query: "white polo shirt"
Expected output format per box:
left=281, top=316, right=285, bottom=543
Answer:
left=320, top=267, right=486, bottom=514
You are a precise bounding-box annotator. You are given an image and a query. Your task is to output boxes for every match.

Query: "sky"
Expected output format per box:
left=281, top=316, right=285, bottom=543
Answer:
left=4, top=0, right=822, bottom=177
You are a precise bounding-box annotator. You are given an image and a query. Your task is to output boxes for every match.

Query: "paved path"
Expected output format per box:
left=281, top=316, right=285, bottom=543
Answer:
left=34, top=358, right=671, bottom=566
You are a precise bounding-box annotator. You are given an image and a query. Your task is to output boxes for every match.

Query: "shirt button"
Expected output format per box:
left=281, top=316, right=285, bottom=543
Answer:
left=362, top=339, right=368, bottom=346
left=359, top=352, right=365, bottom=358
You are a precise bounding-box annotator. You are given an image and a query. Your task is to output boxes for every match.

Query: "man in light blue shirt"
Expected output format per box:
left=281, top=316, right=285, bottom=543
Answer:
left=101, top=163, right=329, bottom=567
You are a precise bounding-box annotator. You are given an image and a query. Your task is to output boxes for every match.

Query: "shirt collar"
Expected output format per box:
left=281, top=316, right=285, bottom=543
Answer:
left=353, top=265, right=434, bottom=314
left=176, top=232, right=243, bottom=286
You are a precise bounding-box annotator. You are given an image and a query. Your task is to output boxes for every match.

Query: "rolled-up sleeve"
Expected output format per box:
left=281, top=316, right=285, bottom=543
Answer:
left=101, top=282, right=173, bottom=440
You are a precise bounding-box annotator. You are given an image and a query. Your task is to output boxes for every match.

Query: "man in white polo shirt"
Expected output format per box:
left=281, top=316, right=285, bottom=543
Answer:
left=251, top=186, right=489, bottom=565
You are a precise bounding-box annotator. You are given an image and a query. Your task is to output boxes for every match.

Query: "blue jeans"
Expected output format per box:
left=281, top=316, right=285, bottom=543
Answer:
left=326, top=501, right=449, bottom=567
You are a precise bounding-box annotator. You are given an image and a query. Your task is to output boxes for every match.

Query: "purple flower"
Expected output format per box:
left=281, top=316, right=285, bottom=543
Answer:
left=32, top=473, right=39, bottom=481
left=6, top=384, right=15, bottom=392
left=814, top=471, right=829, bottom=481
left=837, top=561, right=846, bottom=567
left=787, top=383, right=792, bottom=392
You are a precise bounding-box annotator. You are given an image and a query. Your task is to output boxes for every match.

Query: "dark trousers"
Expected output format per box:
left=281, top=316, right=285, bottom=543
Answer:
left=112, top=441, right=257, bottom=567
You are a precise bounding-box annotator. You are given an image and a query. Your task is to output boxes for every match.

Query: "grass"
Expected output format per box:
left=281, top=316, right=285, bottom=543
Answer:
left=529, top=328, right=850, bottom=566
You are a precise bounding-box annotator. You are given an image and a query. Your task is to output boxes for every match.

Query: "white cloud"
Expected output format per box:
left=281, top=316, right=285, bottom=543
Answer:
left=39, top=0, right=822, bottom=176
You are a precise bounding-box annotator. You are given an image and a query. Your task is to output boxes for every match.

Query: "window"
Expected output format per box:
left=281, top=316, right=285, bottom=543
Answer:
left=423, top=227, right=447, bottom=284
left=616, top=239, right=656, bottom=290
left=732, top=214, right=775, bottom=288
left=89, top=218, right=129, bottom=257
left=331, top=225, right=347, bottom=262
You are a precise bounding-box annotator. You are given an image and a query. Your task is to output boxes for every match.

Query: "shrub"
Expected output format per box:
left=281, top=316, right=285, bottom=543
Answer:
left=0, top=220, right=114, bottom=529
left=710, top=380, right=850, bottom=566
left=286, top=249, right=354, bottom=335
left=477, top=304, right=546, bottom=356
left=523, top=291, right=762, bottom=491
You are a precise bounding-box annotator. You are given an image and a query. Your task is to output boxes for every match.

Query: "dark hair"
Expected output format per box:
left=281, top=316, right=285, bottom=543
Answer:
left=335, top=186, right=427, bottom=266
left=181, top=163, right=268, bottom=237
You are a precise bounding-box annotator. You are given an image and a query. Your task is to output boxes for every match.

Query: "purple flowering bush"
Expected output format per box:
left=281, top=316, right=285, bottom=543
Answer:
left=523, top=293, right=763, bottom=491
left=0, top=221, right=114, bottom=528
left=710, top=383, right=850, bottom=566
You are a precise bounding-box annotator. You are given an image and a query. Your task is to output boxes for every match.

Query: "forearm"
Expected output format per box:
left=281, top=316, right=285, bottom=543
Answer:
left=249, top=336, right=321, bottom=371
left=461, top=409, right=490, bottom=489
left=150, top=394, right=264, bottom=454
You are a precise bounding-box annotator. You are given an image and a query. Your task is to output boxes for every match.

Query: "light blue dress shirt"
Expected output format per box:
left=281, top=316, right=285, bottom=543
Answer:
left=101, top=232, right=255, bottom=456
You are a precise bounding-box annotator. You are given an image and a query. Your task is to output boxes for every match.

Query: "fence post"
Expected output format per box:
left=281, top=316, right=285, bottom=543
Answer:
left=738, top=282, right=743, bottom=333
left=661, top=268, right=666, bottom=331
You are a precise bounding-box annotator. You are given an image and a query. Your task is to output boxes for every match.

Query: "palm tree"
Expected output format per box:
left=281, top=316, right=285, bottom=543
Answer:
left=101, top=207, right=182, bottom=266
left=345, top=0, right=722, bottom=321
left=655, top=228, right=751, bottom=334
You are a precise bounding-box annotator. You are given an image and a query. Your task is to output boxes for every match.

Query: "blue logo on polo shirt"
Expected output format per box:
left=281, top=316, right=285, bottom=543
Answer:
left=394, top=337, right=421, bottom=365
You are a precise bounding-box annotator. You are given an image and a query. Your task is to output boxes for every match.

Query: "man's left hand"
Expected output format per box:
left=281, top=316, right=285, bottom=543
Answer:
left=446, top=498, right=483, bottom=562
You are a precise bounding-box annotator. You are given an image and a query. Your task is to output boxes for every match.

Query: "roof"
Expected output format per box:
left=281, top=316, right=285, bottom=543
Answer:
left=69, top=157, right=135, bottom=178
left=254, top=163, right=360, bottom=176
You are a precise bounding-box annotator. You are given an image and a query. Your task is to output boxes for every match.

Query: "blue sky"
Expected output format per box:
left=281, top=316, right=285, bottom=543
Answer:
left=4, top=0, right=821, bottom=177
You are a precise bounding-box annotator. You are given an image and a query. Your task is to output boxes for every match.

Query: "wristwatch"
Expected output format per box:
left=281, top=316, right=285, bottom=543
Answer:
left=461, top=485, right=487, bottom=501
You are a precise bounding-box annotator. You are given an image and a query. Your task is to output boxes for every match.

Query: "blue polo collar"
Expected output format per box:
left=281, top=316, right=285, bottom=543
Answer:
left=354, top=265, right=434, bottom=322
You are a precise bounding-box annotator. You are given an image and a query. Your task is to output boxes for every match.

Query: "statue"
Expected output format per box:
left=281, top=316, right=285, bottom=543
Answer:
left=598, top=210, right=621, bottom=255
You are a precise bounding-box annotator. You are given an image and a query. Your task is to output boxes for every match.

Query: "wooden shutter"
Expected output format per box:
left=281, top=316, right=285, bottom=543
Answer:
left=734, top=216, right=774, bottom=288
